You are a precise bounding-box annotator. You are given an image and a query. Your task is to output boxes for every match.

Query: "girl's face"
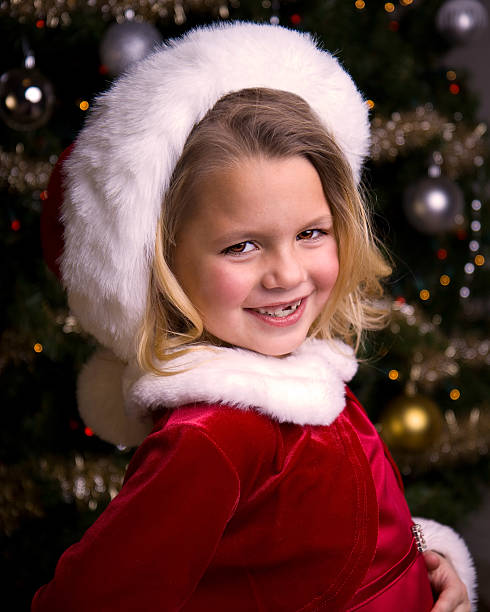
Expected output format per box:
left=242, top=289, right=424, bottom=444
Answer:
left=173, top=156, right=339, bottom=356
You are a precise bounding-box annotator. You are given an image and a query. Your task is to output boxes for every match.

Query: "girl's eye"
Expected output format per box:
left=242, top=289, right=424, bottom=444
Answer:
left=222, top=241, right=256, bottom=255
left=297, top=229, right=326, bottom=241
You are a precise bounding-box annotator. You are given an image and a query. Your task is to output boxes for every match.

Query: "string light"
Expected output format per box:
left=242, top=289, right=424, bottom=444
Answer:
left=419, top=289, right=430, bottom=301
left=446, top=70, right=457, bottom=81
left=79, top=100, right=89, bottom=111
left=475, top=254, right=485, bottom=266
left=384, top=2, right=395, bottom=12
left=449, top=83, right=460, bottom=95
left=389, top=369, right=399, bottom=380
left=449, top=389, right=461, bottom=400
left=437, top=248, right=448, bottom=260
left=440, top=275, right=450, bottom=286
left=355, top=0, right=365, bottom=8
left=33, top=343, right=43, bottom=353
left=366, top=99, right=375, bottom=109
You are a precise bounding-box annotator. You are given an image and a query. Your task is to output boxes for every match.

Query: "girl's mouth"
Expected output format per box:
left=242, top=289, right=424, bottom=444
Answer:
left=253, top=299, right=302, bottom=318
left=245, top=297, right=307, bottom=327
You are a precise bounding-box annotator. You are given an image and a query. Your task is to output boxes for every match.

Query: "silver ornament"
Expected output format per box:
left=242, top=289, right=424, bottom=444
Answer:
left=100, top=21, right=163, bottom=77
left=0, top=67, right=55, bottom=131
left=436, top=0, right=488, bottom=45
left=403, top=176, right=465, bottom=234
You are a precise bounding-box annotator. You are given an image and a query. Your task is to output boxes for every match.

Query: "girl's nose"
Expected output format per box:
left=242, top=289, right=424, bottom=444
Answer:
left=261, top=248, right=307, bottom=290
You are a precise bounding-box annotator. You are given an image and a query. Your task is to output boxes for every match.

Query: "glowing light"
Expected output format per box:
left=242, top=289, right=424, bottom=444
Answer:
left=36, top=19, right=45, bottom=28
left=11, top=220, right=21, bottom=231
left=389, top=369, right=399, bottom=380
left=84, top=427, right=94, bottom=437
left=446, top=70, right=457, bottom=81
left=449, top=83, right=460, bottom=95
left=5, top=94, right=16, bottom=110
left=366, top=99, right=375, bottom=109
left=384, top=2, right=395, bottom=12
left=25, top=86, right=42, bottom=103
left=34, top=343, right=43, bottom=353
left=437, top=248, right=447, bottom=260
left=464, top=263, right=475, bottom=275
left=419, top=289, right=430, bottom=301
left=79, top=100, right=89, bottom=111
left=440, top=275, right=450, bottom=286
left=471, top=220, right=481, bottom=232
left=475, top=254, right=485, bottom=266
left=469, top=240, right=479, bottom=251
left=460, top=286, right=470, bottom=298
left=471, top=199, right=481, bottom=211
left=449, top=389, right=460, bottom=400
left=405, top=407, right=429, bottom=432
left=400, top=0, right=413, bottom=5
left=290, top=13, right=301, bottom=24
left=355, top=0, right=365, bottom=8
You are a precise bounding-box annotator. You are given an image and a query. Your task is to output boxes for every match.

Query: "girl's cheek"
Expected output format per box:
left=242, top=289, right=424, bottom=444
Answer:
left=201, top=262, right=254, bottom=305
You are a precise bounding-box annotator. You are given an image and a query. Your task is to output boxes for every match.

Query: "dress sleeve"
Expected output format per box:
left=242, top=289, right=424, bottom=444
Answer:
left=412, top=516, right=477, bottom=611
left=31, top=423, right=241, bottom=612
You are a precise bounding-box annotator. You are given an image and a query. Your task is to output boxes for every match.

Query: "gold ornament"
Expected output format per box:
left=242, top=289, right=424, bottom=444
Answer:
left=380, top=394, right=444, bottom=452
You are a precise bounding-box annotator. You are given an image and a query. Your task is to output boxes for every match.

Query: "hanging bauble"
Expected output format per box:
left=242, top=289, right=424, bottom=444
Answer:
left=403, top=176, right=464, bottom=234
left=436, top=0, right=488, bottom=45
left=0, top=67, right=55, bottom=131
left=100, top=21, right=163, bottom=77
left=380, top=394, right=444, bottom=452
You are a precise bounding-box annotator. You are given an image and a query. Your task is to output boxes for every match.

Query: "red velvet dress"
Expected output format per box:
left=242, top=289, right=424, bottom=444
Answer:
left=32, top=387, right=434, bottom=611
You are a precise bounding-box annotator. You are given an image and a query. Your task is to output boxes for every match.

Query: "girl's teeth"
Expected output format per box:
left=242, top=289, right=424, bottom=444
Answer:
left=255, top=299, right=301, bottom=317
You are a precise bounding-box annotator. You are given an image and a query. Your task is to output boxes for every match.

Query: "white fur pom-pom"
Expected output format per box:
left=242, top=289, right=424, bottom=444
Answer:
left=77, top=348, right=153, bottom=447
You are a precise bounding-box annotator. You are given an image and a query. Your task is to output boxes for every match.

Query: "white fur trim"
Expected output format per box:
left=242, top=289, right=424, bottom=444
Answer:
left=414, top=517, right=477, bottom=610
left=61, top=22, right=369, bottom=359
left=77, top=338, right=357, bottom=446
left=77, top=348, right=153, bottom=446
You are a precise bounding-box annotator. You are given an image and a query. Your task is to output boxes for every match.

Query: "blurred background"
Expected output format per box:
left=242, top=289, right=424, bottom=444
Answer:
left=0, top=0, right=489, bottom=609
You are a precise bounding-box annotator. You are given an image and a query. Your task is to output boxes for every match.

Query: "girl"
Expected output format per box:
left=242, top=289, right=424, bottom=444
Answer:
left=35, top=22, right=475, bottom=611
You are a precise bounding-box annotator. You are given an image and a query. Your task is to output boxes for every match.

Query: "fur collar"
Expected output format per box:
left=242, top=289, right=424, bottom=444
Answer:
left=77, top=338, right=358, bottom=447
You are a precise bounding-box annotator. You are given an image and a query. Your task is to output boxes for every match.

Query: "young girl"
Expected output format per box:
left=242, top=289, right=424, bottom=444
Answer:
left=35, top=22, right=475, bottom=611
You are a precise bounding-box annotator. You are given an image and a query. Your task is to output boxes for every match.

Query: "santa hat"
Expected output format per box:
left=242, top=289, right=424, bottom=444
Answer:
left=42, top=21, right=370, bottom=364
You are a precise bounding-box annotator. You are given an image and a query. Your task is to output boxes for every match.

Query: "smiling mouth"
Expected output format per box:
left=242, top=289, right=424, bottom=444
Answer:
left=251, top=299, right=303, bottom=318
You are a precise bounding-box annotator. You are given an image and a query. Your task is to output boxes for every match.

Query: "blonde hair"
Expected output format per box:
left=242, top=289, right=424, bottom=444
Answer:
left=138, top=88, right=391, bottom=374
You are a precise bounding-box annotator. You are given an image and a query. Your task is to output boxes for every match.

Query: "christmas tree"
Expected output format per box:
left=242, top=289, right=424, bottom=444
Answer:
left=1, top=1, right=488, bottom=609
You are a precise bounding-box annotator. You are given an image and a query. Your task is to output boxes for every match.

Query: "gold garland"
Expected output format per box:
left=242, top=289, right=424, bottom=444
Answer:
left=1, top=0, right=234, bottom=27
left=384, top=406, right=490, bottom=476
left=371, top=105, right=488, bottom=177
left=0, top=453, right=128, bottom=536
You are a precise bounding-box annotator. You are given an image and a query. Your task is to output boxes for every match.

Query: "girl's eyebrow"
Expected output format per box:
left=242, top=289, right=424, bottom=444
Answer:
left=214, top=214, right=335, bottom=246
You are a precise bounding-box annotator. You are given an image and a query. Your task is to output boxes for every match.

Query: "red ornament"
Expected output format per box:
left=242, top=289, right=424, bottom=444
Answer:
left=11, top=220, right=21, bottom=231
left=36, top=19, right=45, bottom=29
left=449, top=83, right=460, bottom=95
left=290, top=14, right=301, bottom=25
left=84, top=427, right=94, bottom=437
